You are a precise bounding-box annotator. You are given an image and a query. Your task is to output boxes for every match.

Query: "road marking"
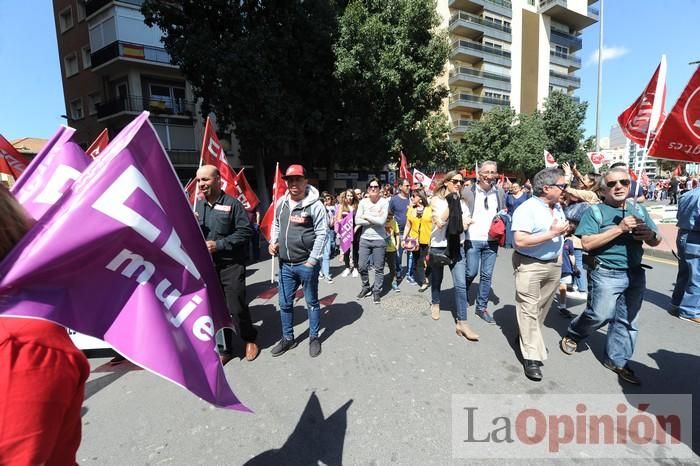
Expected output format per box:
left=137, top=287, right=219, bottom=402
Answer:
left=644, top=256, right=678, bottom=266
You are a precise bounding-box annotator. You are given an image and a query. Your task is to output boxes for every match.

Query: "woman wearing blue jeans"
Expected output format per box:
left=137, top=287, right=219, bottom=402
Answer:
left=428, top=170, right=479, bottom=342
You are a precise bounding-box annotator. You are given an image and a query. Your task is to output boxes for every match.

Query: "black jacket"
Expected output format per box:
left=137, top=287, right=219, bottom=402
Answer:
left=196, top=193, right=252, bottom=265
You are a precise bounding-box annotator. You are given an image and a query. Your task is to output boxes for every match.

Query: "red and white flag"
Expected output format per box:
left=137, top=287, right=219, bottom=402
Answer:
left=618, top=55, right=667, bottom=147
left=648, top=65, right=700, bottom=162
left=86, top=128, right=109, bottom=159
left=412, top=169, right=433, bottom=189
left=234, top=168, right=260, bottom=212
left=587, top=151, right=607, bottom=170
left=259, top=163, right=287, bottom=241
left=673, top=164, right=683, bottom=177
left=399, top=151, right=413, bottom=185
left=544, top=150, right=557, bottom=168
left=200, top=117, right=239, bottom=197
left=0, top=134, right=30, bottom=180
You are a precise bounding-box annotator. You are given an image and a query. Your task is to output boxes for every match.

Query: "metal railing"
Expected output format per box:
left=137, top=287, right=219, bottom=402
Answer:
left=97, top=96, right=194, bottom=119
left=450, top=93, right=510, bottom=106
left=550, top=50, right=581, bottom=66
left=549, top=70, right=581, bottom=85
left=588, top=6, right=599, bottom=18
left=450, top=11, right=512, bottom=33
left=452, top=39, right=512, bottom=58
left=453, top=120, right=477, bottom=129
left=452, top=66, right=510, bottom=82
left=91, top=41, right=173, bottom=69
left=550, top=29, right=582, bottom=49
left=86, top=0, right=144, bottom=18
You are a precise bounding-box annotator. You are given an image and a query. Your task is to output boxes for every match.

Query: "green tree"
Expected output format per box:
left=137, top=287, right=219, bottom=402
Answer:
left=542, top=90, right=590, bottom=170
left=502, top=112, right=548, bottom=178
left=458, top=106, right=515, bottom=170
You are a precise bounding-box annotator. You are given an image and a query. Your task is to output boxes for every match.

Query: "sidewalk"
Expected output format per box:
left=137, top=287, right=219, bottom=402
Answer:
left=643, top=202, right=678, bottom=262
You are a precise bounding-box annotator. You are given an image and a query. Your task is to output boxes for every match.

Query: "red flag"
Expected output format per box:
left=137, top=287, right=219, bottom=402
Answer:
left=648, top=66, right=700, bottom=162
left=200, top=117, right=239, bottom=198
left=234, top=168, right=260, bottom=212
left=618, top=56, right=667, bottom=146
left=184, top=178, right=197, bottom=206
left=628, top=168, right=638, bottom=182
left=640, top=170, right=650, bottom=187
left=544, top=150, right=557, bottom=168
left=673, top=164, right=683, bottom=177
left=259, top=163, right=287, bottom=241
left=399, top=151, right=413, bottom=185
left=0, top=134, right=30, bottom=179
left=86, top=128, right=109, bottom=159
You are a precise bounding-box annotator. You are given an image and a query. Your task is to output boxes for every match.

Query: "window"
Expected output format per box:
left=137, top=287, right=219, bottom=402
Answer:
left=88, top=93, right=101, bottom=115
left=64, top=53, right=79, bottom=77
left=81, top=46, right=91, bottom=68
left=483, top=41, right=503, bottom=50
left=76, top=0, right=86, bottom=22
left=70, top=98, right=84, bottom=120
left=554, top=45, right=569, bottom=55
left=59, top=6, right=74, bottom=33
left=148, top=83, right=187, bottom=113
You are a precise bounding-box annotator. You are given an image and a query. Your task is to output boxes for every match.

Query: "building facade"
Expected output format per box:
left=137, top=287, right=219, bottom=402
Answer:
left=437, top=0, right=598, bottom=138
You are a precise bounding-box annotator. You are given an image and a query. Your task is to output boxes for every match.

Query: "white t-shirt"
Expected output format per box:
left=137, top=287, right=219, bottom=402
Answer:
left=466, top=185, right=499, bottom=241
left=430, top=197, right=471, bottom=247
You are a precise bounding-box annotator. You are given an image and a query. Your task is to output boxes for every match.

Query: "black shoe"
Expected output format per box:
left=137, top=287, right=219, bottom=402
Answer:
left=357, top=287, right=372, bottom=299
left=373, top=293, right=381, bottom=304
left=523, top=359, right=543, bottom=381
left=270, top=338, right=297, bottom=357
left=558, top=308, right=576, bottom=318
left=309, top=337, right=322, bottom=358
left=603, top=360, right=641, bottom=385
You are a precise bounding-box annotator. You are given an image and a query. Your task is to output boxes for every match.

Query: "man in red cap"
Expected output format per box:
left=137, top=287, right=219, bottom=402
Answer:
left=268, top=164, right=327, bottom=357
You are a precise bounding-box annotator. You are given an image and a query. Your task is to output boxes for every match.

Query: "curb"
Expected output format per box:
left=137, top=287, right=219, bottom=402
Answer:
left=643, top=246, right=677, bottom=263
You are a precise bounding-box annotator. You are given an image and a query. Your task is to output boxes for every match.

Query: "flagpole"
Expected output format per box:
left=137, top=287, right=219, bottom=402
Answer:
left=270, top=162, right=279, bottom=284
left=594, top=0, right=604, bottom=154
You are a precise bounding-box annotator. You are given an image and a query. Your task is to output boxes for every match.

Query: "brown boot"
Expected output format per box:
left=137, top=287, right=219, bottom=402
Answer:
left=431, top=304, right=440, bottom=320
left=456, top=321, right=479, bottom=341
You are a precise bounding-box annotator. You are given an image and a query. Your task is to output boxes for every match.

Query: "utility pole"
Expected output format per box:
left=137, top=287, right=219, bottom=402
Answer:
left=594, top=0, right=604, bottom=153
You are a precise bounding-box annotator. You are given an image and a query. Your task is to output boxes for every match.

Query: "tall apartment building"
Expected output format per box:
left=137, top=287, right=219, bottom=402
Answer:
left=609, top=124, right=658, bottom=177
left=438, top=0, right=599, bottom=138
left=52, top=0, right=204, bottom=181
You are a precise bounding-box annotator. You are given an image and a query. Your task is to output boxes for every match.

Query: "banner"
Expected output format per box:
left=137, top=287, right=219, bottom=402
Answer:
left=234, top=168, right=260, bottom=212
left=0, top=112, right=246, bottom=411
left=200, top=117, right=239, bottom=197
left=259, top=163, right=287, bottom=241
left=86, top=128, right=110, bottom=158
left=618, top=56, right=667, bottom=147
left=586, top=151, right=608, bottom=170
left=0, top=133, right=30, bottom=179
left=544, top=150, right=557, bottom=168
left=11, top=126, right=89, bottom=220
left=399, top=151, right=413, bottom=185
left=648, top=66, right=700, bottom=162
left=337, top=213, right=354, bottom=254
left=412, top=169, right=433, bottom=190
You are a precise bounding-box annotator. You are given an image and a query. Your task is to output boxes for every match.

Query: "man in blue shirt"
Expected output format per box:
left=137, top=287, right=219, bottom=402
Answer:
left=560, top=167, right=661, bottom=385
left=671, top=186, right=700, bottom=324
left=511, top=168, right=570, bottom=381
left=389, top=178, right=411, bottom=281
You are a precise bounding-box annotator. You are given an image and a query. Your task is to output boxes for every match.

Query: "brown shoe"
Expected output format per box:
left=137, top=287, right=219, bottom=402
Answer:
left=219, top=353, right=234, bottom=366
left=245, top=342, right=260, bottom=361
left=431, top=304, right=440, bottom=320
left=455, top=321, right=479, bottom=341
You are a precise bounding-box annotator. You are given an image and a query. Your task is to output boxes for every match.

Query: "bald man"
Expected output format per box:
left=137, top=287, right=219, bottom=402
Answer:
left=195, top=165, right=257, bottom=364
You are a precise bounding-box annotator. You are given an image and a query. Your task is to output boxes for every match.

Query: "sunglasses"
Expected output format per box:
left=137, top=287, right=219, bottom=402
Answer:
left=549, top=183, right=569, bottom=191
left=606, top=179, right=631, bottom=188
left=368, top=185, right=380, bottom=189
left=448, top=179, right=464, bottom=185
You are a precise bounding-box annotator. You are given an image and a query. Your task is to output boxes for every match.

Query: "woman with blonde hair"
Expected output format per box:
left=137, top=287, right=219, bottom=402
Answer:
left=429, top=171, right=479, bottom=341
left=336, top=189, right=360, bottom=277
left=0, top=185, right=90, bottom=464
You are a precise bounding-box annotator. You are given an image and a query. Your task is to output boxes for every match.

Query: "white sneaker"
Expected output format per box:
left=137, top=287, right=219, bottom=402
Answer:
left=326, top=276, right=334, bottom=284
left=352, top=269, right=359, bottom=278
left=341, top=268, right=351, bottom=278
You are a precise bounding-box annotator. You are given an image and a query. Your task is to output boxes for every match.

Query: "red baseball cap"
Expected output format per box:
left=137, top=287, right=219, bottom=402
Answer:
left=283, top=164, right=307, bottom=179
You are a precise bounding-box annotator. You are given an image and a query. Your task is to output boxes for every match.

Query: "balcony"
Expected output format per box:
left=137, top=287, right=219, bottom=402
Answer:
left=550, top=29, right=582, bottom=52
left=91, top=40, right=175, bottom=72
left=451, top=39, right=511, bottom=67
left=449, top=10, right=512, bottom=42
left=449, top=67, right=511, bottom=91
left=449, top=93, right=510, bottom=113
left=549, top=70, right=581, bottom=89
left=97, top=96, right=195, bottom=121
left=451, top=119, right=476, bottom=135
left=448, top=0, right=512, bottom=17
left=538, top=0, right=597, bottom=29
left=549, top=50, right=581, bottom=70
left=86, top=0, right=144, bottom=19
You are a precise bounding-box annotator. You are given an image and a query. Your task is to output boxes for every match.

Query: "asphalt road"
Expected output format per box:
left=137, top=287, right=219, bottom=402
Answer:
left=78, top=250, right=698, bottom=465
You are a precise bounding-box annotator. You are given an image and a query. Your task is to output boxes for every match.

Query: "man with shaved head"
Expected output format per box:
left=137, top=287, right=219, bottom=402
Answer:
left=195, top=164, right=257, bottom=365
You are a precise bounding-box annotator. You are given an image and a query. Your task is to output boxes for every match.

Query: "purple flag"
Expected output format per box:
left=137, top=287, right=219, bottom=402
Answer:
left=11, top=125, right=90, bottom=220
left=338, top=213, right=354, bottom=254
left=0, top=112, right=247, bottom=411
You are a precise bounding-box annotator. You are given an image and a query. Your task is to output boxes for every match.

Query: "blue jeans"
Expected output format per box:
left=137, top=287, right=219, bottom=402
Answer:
left=430, top=246, right=468, bottom=321
left=465, top=240, right=498, bottom=311
left=567, top=266, right=645, bottom=369
left=672, top=230, right=700, bottom=318
left=395, top=234, right=404, bottom=279
left=406, top=247, right=414, bottom=279
left=321, top=231, right=333, bottom=278
left=573, top=248, right=587, bottom=292
left=278, top=261, right=321, bottom=340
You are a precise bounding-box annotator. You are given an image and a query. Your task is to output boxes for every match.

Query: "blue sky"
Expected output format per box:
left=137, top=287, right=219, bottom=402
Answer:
left=1, top=0, right=699, bottom=141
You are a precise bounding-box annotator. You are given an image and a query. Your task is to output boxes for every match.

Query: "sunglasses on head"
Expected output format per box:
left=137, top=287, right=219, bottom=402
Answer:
left=606, top=179, right=631, bottom=188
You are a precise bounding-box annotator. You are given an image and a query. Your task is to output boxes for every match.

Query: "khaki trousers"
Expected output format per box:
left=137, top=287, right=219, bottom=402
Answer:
left=512, top=252, right=562, bottom=361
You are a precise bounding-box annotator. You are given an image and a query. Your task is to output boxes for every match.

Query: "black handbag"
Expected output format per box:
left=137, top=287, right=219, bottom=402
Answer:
left=427, top=248, right=452, bottom=267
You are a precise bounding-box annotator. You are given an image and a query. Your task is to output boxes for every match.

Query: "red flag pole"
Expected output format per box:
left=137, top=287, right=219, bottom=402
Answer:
left=270, top=162, right=279, bottom=284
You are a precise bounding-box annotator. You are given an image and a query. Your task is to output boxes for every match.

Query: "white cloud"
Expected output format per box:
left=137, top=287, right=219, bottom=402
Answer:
left=586, top=45, right=629, bottom=66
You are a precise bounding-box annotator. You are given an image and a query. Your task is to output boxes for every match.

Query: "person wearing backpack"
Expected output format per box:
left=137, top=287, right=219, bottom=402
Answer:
left=461, top=161, right=506, bottom=324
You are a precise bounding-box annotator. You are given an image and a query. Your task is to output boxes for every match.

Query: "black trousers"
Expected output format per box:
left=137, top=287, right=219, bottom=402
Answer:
left=217, top=262, right=257, bottom=352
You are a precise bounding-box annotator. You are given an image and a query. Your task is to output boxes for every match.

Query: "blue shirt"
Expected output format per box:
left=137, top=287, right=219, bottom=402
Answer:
left=561, top=239, right=574, bottom=275
left=389, top=195, right=410, bottom=230
left=511, top=197, right=566, bottom=261
left=677, top=187, right=700, bottom=231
